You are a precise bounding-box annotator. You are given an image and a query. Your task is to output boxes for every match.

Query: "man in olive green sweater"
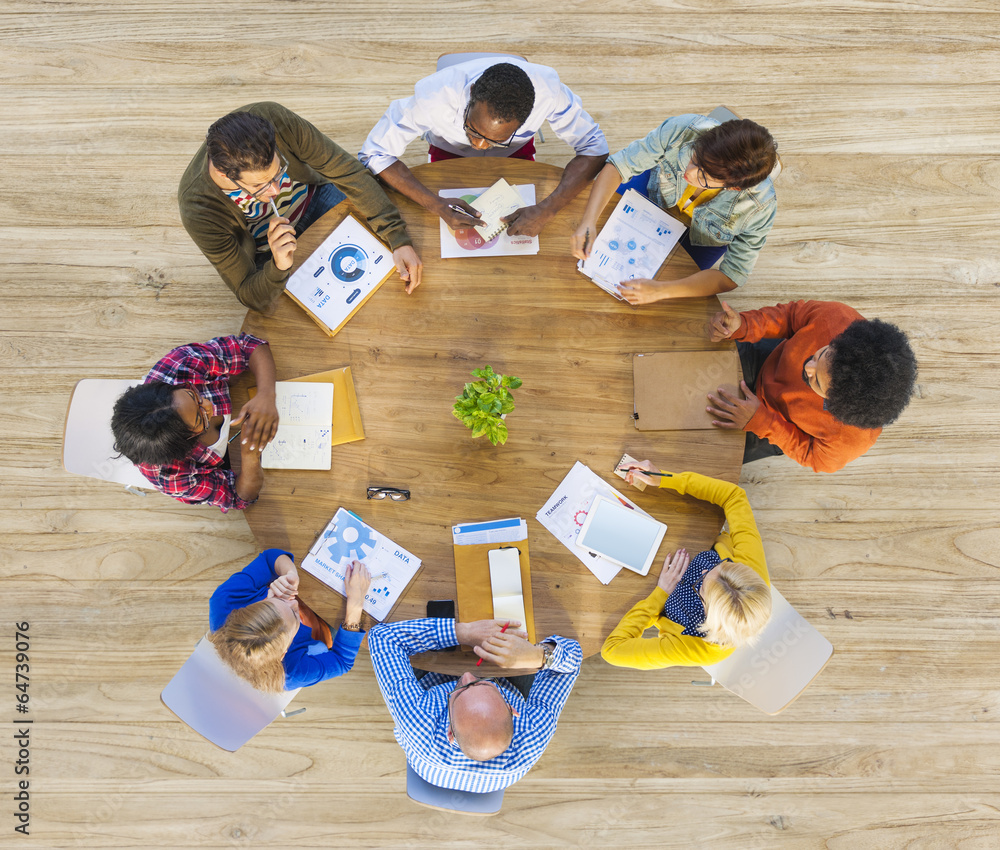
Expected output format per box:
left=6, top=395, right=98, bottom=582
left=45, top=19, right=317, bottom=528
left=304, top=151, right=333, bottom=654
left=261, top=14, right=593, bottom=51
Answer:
left=179, top=102, right=422, bottom=312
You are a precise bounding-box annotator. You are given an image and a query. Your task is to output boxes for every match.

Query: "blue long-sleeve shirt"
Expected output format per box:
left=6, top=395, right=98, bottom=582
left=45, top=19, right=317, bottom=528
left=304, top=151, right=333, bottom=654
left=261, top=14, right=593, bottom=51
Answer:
left=369, top=617, right=582, bottom=792
left=209, top=548, right=364, bottom=690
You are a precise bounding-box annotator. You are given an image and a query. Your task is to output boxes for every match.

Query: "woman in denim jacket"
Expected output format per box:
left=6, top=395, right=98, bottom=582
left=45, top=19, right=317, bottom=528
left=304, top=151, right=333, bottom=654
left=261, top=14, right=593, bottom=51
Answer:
left=571, top=115, right=778, bottom=302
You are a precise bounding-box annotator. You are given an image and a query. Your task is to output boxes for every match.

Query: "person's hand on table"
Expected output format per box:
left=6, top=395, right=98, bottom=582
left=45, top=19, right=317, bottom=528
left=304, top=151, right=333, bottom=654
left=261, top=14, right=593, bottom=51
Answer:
left=437, top=197, right=485, bottom=229
left=616, top=457, right=659, bottom=488
left=708, top=300, right=742, bottom=342
left=455, top=619, right=526, bottom=649
left=267, top=214, right=297, bottom=271
left=570, top=220, right=598, bottom=260
left=344, top=560, right=371, bottom=604
left=504, top=204, right=553, bottom=237
left=474, top=630, right=545, bottom=669
left=392, top=245, right=423, bottom=294
left=707, top=380, right=760, bottom=430
left=617, top=278, right=670, bottom=306
left=233, top=391, right=280, bottom=452
left=657, top=548, right=690, bottom=595
left=343, top=560, right=371, bottom=625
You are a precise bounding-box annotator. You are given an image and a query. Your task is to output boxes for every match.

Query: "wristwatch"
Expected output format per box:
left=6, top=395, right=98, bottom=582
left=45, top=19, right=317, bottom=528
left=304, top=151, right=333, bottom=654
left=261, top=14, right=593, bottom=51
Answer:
left=342, top=615, right=365, bottom=632
left=538, top=641, right=556, bottom=670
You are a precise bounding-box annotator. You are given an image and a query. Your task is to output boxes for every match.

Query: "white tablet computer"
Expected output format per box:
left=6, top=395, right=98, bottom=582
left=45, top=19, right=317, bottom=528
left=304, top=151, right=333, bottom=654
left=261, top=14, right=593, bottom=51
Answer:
left=576, top=495, right=667, bottom=576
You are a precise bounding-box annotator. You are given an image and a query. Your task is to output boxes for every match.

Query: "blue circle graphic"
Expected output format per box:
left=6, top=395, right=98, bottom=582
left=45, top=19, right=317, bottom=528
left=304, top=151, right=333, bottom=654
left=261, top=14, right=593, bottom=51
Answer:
left=330, top=245, right=368, bottom=282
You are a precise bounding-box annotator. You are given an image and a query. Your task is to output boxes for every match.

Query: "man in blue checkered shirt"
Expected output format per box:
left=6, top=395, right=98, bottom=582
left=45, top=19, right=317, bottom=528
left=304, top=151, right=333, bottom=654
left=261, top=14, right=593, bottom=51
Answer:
left=369, top=617, right=582, bottom=793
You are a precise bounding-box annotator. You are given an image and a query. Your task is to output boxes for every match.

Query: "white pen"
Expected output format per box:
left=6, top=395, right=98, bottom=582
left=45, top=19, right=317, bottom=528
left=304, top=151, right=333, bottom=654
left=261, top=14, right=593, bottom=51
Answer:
left=269, top=199, right=281, bottom=218
left=370, top=571, right=389, bottom=582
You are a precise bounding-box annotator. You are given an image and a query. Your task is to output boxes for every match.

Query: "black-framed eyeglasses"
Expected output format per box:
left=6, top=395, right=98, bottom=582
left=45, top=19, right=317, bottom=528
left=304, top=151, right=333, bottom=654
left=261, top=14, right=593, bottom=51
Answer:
left=689, top=158, right=720, bottom=190
left=367, top=486, right=410, bottom=501
left=177, top=383, right=210, bottom=437
left=234, top=154, right=288, bottom=200
left=463, top=103, right=517, bottom=149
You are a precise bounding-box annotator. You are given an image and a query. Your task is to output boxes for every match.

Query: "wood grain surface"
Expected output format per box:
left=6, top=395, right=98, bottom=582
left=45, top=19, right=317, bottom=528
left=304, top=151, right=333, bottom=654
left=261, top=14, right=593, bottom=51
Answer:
left=237, top=158, right=743, bottom=666
left=3, top=2, right=1000, bottom=846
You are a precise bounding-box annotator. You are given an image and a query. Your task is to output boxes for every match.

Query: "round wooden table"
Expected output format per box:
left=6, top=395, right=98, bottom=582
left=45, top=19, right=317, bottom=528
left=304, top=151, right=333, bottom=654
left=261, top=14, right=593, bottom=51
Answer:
left=236, top=158, right=743, bottom=674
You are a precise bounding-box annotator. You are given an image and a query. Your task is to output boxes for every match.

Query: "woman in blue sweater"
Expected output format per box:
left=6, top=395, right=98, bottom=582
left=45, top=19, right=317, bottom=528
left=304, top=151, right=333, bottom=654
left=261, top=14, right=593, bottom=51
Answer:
left=209, top=548, right=370, bottom=693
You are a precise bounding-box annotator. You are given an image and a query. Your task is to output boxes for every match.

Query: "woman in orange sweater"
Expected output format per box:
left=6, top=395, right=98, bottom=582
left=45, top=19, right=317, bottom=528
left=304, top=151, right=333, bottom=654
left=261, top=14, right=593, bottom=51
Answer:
left=601, top=461, right=771, bottom=670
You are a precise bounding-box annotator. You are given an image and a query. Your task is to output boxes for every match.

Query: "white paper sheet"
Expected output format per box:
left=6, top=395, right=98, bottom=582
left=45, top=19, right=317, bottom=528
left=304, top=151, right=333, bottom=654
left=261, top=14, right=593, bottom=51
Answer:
left=286, top=214, right=393, bottom=333
left=536, top=461, right=655, bottom=585
left=452, top=517, right=528, bottom=546
left=300, top=508, right=421, bottom=622
left=260, top=382, right=334, bottom=470
left=439, top=185, right=539, bottom=258
left=489, top=548, right=527, bottom=627
left=578, top=189, right=686, bottom=299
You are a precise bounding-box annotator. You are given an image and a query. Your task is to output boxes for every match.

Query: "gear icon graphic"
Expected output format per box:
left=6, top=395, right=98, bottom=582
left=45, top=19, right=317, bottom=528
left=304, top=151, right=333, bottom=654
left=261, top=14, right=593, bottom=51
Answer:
left=574, top=509, right=588, bottom=527
left=323, top=511, right=379, bottom=563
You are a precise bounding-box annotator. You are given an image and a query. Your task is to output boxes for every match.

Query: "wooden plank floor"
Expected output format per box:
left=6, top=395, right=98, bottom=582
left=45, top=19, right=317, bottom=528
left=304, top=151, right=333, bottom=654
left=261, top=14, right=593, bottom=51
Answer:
left=2, top=2, right=999, bottom=847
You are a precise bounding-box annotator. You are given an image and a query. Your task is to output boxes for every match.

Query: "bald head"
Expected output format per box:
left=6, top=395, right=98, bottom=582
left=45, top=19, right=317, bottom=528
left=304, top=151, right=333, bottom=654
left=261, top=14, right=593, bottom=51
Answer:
left=448, top=674, right=515, bottom=761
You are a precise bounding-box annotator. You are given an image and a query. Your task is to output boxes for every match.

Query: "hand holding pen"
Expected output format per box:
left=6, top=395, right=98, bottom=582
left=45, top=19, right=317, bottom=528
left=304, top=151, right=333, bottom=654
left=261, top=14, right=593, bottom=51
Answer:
left=442, top=200, right=485, bottom=229
left=616, top=459, right=672, bottom=487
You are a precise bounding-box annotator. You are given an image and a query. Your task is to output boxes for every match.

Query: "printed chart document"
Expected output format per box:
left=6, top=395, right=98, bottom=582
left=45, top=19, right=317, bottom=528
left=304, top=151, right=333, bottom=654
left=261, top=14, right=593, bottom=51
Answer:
left=260, top=381, right=334, bottom=470
left=285, top=214, right=395, bottom=336
left=577, top=189, right=686, bottom=300
left=536, top=461, right=656, bottom=585
left=452, top=517, right=528, bottom=546
left=300, top=508, right=421, bottom=622
left=439, top=184, right=539, bottom=258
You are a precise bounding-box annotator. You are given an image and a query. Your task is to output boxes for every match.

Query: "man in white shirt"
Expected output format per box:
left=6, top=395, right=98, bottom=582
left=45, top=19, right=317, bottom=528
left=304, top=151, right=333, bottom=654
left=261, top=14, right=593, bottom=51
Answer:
left=360, top=58, right=608, bottom=237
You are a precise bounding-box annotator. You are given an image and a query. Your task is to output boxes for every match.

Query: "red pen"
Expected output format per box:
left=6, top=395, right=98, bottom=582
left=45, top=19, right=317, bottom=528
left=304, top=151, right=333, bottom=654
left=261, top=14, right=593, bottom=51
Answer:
left=477, top=621, right=511, bottom=666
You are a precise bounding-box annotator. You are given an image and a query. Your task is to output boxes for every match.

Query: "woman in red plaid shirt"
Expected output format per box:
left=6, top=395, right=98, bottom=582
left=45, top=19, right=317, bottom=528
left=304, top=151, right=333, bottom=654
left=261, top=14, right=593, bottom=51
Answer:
left=111, top=333, right=279, bottom=511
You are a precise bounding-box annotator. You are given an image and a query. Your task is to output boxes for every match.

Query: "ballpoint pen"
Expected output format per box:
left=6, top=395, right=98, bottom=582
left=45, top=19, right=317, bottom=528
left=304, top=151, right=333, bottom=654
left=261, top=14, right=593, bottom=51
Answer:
left=477, top=621, right=510, bottom=666
left=618, top=467, right=673, bottom=477
left=269, top=199, right=281, bottom=218
left=448, top=203, right=480, bottom=220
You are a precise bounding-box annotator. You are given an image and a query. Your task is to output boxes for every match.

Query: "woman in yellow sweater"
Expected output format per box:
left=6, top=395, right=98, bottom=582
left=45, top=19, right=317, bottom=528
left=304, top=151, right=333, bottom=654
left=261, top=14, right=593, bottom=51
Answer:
left=601, top=460, right=771, bottom=669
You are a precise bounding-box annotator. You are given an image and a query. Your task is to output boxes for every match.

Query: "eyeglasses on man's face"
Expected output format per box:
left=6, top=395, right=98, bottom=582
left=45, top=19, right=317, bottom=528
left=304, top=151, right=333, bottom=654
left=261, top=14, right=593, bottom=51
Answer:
left=235, top=154, right=288, bottom=200
left=366, top=486, right=410, bottom=501
left=463, top=103, right=517, bottom=148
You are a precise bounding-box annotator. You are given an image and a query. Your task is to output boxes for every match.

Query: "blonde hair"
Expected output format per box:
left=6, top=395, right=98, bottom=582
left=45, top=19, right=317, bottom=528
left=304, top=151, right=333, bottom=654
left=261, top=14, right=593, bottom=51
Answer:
left=208, top=600, right=291, bottom=694
left=700, top=561, right=771, bottom=648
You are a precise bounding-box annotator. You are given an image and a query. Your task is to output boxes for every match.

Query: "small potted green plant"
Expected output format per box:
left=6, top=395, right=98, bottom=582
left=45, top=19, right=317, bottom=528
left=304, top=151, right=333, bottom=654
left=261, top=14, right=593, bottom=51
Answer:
left=452, top=365, right=522, bottom=446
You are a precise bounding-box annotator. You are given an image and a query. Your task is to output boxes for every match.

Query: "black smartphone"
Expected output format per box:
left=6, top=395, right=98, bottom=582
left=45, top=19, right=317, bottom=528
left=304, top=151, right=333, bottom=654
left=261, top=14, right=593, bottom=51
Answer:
left=427, top=599, right=455, bottom=619
left=426, top=599, right=456, bottom=650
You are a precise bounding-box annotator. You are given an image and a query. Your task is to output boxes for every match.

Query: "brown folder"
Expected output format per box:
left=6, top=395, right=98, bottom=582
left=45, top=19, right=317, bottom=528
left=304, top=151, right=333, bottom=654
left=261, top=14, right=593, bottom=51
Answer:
left=453, top=540, right=536, bottom=644
left=632, top=351, right=740, bottom=431
left=251, top=366, right=366, bottom=447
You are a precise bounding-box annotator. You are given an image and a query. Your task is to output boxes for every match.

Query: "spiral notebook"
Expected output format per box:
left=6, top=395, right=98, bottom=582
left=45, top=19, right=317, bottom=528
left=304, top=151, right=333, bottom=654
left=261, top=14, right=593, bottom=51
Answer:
left=471, top=178, right=525, bottom=241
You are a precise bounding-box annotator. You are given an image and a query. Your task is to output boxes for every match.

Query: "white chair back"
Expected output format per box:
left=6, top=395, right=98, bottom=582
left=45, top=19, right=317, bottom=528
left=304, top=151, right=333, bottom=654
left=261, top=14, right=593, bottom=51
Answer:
left=62, top=378, right=154, bottom=489
left=436, top=52, right=528, bottom=72
left=161, top=637, right=300, bottom=752
left=405, top=763, right=505, bottom=815
left=700, top=585, right=833, bottom=714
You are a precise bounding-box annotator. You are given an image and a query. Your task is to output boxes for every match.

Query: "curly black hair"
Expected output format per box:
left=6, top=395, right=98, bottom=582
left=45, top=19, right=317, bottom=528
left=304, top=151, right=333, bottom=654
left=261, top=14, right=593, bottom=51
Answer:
left=825, top=319, right=917, bottom=429
left=468, top=63, right=535, bottom=127
left=111, top=382, right=199, bottom=465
